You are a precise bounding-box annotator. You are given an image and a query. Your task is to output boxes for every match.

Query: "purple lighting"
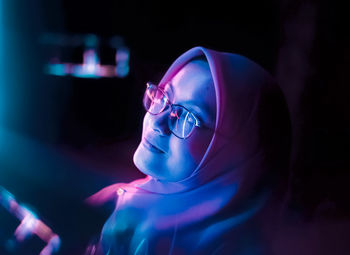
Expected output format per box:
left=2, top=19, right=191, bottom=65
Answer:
left=14, top=207, right=38, bottom=241
left=44, top=33, right=130, bottom=79
left=0, top=186, right=61, bottom=254
left=83, top=49, right=100, bottom=74
left=115, top=48, right=130, bottom=78
left=46, top=48, right=130, bottom=78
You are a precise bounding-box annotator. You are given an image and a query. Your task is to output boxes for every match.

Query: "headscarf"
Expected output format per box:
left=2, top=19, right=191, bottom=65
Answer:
left=87, top=47, right=291, bottom=255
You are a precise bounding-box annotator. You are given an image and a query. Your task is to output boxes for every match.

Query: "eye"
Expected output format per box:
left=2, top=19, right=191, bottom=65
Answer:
left=144, top=84, right=170, bottom=114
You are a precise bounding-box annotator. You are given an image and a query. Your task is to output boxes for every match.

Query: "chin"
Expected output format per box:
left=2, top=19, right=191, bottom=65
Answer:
left=133, top=143, right=196, bottom=182
left=133, top=144, right=163, bottom=179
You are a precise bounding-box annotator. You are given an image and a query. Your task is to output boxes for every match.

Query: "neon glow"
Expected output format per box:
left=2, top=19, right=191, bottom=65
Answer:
left=0, top=186, right=61, bottom=254
left=117, top=188, right=125, bottom=196
left=115, top=48, right=130, bottom=78
left=46, top=48, right=130, bottom=78
left=14, top=207, right=38, bottom=241
left=182, top=111, right=190, bottom=137
left=43, top=33, right=130, bottom=79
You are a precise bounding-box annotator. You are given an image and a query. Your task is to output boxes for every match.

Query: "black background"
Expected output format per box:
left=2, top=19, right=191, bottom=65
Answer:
left=0, top=0, right=349, bottom=254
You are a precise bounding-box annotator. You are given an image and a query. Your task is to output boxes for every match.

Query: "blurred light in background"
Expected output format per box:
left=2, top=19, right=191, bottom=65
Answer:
left=115, top=48, right=130, bottom=78
left=43, top=33, right=130, bottom=78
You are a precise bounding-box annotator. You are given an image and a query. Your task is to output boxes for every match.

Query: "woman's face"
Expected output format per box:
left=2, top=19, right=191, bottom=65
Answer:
left=133, top=59, right=216, bottom=182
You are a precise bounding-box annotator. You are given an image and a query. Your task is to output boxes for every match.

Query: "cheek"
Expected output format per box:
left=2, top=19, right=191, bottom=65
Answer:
left=167, top=138, right=196, bottom=179
left=168, top=132, right=211, bottom=166
left=168, top=138, right=194, bottom=167
left=187, top=131, right=213, bottom=164
left=168, top=138, right=184, bottom=160
left=142, top=113, right=149, bottom=129
left=142, top=113, right=151, bottom=135
left=188, top=142, right=206, bottom=163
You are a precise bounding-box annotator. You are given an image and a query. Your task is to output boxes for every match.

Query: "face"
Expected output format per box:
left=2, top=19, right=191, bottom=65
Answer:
left=133, top=59, right=216, bottom=182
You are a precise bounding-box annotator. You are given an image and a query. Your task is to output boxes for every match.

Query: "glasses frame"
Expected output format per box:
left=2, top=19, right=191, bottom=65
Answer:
left=144, top=82, right=202, bottom=139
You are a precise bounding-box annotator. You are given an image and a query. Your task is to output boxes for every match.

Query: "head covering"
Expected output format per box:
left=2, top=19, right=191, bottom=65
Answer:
left=87, top=47, right=291, bottom=255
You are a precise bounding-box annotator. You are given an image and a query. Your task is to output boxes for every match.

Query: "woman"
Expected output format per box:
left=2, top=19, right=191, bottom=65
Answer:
left=87, top=46, right=291, bottom=255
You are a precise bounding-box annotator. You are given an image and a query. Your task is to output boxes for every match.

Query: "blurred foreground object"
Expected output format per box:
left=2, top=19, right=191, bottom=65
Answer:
left=0, top=186, right=60, bottom=255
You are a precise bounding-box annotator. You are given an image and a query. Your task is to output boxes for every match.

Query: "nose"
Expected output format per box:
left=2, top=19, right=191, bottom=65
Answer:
left=145, top=110, right=171, bottom=136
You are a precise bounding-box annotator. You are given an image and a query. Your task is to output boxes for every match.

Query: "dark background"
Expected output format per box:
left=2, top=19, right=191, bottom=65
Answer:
left=0, top=0, right=349, bottom=254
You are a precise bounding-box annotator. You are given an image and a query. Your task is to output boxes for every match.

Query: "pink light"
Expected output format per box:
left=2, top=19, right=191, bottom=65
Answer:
left=83, top=49, right=100, bottom=74
left=14, top=209, right=38, bottom=241
left=117, top=188, right=125, bottom=196
left=40, top=234, right=61, bottom=255
left=116, top=48, right=129, bottom=62
left=86, top=176, right=151, bottom=205
left=0, top=186, right=61, bottom=254
left=98, top=65, right=120, bottom=77
left=46, top=47, right=130, bottom=78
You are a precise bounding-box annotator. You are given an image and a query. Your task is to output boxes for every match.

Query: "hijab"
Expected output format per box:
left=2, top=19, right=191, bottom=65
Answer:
left=87, top=46, right=291, bottom=255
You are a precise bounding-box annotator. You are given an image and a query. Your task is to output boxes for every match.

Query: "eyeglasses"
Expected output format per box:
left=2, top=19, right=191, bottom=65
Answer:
left=143, top=82, right=202, bottom=139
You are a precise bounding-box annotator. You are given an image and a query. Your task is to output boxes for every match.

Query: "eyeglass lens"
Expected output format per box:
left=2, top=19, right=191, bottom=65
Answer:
left=143, top=84, right=167, bottom=114
left=143, top=84, right=196, bottom=138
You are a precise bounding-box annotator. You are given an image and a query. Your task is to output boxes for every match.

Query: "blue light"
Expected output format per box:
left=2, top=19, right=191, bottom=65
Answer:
left=42, top=33, right=130, bottom=79
left=46, top=63, right=67, bottom=76
left=116, top=65, right=129, bottom=78
left=115, top=48, right=130, bottom=77
left=0, top=0, right=4, bottom=125
left=0, top=186, right=16, bottom=210
left=1, top=186, right=61, bottom=253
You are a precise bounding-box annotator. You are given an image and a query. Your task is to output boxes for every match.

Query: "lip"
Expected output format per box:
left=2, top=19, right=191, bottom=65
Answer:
left=142, top=137, right=166, bottom=154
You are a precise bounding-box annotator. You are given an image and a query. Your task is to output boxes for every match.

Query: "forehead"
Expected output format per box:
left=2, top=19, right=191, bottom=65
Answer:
left=166, top=59, right=216, bottom=122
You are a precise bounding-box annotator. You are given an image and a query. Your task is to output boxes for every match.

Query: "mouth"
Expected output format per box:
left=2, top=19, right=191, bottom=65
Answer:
left=142, top=138, right=165, bottom=154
